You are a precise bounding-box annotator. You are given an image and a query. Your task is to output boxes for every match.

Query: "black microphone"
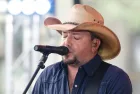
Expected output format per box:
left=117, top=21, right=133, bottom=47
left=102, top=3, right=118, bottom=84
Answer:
left=34, top=45, right=69, bottom=55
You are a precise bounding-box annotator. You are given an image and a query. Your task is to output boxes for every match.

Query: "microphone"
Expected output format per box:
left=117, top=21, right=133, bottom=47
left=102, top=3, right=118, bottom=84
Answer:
left=34, top=45, right=69, bottom=55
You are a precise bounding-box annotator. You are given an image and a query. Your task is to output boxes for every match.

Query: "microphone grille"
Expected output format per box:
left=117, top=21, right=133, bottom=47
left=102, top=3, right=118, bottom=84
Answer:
left=34, top=45, right=38, bottom=51
left=60, top=46, right=69, bottom=55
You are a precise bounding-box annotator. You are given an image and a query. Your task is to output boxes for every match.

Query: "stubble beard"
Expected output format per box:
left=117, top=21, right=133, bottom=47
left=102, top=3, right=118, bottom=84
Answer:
left=62, top=55, right=80, bottom=66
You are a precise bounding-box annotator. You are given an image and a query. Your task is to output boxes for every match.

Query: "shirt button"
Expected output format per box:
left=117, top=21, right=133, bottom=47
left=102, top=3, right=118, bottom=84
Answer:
left=74, top=85, right=78, bottom=88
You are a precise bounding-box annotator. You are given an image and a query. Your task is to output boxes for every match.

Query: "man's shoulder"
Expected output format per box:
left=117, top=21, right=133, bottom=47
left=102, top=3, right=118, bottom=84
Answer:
left=39, top=61, right=64, bottom=82
left=103, top=63, right=131, bottom=83
left=107, top=64, right=128, bottom=76
left=43, top=61, right=64, bottom=75
left=45, top=61, right=63, bottom=71
left=101, top=63, right=132, bottom=93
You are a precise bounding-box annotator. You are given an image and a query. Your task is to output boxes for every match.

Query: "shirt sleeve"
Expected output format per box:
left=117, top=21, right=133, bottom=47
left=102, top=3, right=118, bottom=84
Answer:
left=106, top=69, right=132, bottom=94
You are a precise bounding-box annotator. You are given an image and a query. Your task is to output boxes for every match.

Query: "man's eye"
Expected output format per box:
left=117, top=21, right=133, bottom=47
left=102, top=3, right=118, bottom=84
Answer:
left=74, top=35, right=81, bottom=40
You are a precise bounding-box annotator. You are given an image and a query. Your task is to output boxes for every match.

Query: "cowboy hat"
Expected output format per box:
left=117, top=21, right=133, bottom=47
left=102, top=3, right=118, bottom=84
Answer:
left=44, top=4, right=121, bottom=60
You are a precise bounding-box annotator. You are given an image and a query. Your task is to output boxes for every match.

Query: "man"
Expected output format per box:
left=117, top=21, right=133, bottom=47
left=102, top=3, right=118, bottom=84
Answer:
left=32, top=4, right=132, bottom=94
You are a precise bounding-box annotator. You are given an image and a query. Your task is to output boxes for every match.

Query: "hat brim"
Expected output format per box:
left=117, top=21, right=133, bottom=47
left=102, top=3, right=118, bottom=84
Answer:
left=44, top=19, right=121, bottom=60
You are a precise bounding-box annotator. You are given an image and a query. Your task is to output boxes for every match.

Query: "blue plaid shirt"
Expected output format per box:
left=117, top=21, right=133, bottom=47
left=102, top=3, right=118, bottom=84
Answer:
left=32, top=55, right=132, bottom=94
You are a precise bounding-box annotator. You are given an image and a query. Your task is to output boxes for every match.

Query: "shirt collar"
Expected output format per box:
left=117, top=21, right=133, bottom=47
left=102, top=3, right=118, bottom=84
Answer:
left=61, top=54, right=102, bottom=76
left=82, top=54, right=102, bottom=76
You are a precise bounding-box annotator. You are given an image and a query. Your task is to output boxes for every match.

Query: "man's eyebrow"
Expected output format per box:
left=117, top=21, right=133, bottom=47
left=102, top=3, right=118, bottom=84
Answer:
left=71, top=32, right=82, bottom=34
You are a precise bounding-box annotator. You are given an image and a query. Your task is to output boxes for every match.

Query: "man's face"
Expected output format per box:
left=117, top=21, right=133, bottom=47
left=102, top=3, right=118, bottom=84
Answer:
left=61, top=30, right=97, bottom=66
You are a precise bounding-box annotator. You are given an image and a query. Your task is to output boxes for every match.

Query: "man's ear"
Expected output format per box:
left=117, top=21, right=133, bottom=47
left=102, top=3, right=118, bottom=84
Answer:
left=92, top=39, right=101, bottom=52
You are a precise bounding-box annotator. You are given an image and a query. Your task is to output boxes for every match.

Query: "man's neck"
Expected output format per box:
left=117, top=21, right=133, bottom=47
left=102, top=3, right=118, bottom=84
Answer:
left=68, top=65, right=78, bottom=78
left=67, top=65, right=79, bottom=93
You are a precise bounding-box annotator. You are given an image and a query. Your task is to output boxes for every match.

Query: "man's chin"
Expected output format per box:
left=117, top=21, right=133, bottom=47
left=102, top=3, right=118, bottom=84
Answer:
left=63, top=58, right=75, bottom=65
left=62, top=56, right=80, bottom=65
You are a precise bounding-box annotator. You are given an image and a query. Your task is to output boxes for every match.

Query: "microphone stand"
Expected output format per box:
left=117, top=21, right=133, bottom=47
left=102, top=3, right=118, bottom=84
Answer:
left=23, top=53, right=49, bottom=94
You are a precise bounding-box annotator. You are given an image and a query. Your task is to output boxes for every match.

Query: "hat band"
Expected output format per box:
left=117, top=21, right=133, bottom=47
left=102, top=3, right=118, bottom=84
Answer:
left=63, top=22, right=79, bottom=25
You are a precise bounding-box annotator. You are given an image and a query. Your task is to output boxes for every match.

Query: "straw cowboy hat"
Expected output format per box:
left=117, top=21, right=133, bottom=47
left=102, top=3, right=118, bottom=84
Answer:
left=44, top=4, right=121, bottom=60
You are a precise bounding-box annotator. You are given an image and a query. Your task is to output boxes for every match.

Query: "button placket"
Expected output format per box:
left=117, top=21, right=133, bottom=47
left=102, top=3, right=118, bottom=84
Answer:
left=74, top=84, right=78, bottom=88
